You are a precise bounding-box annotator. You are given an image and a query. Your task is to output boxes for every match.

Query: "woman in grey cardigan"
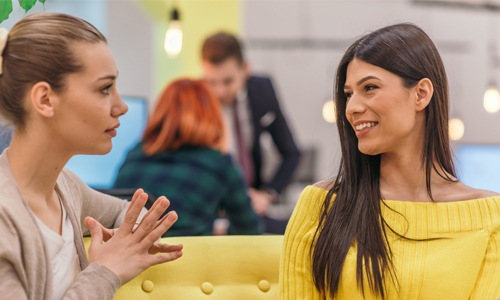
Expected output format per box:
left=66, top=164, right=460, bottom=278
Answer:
left=0, top=12, right=183, bottom=300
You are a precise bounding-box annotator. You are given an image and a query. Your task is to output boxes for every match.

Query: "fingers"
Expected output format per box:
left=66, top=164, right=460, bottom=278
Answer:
left=149, top=243, right=183, bottom=254
left=85, top=217, right=102, bottom=240
left=85, top=217, right=104, bottom=253
left=150, top=251, right=183, bottom=265
left=143, top=211, right=178, bottom=245
left=133, top=196, right=171, bottom=240
left=116, top=188, right=148, bottom=235
left=90, top=220, right=115, bottom=242
left=101, top=228, right=116, bottom=242
left=84, top=192, right=183, bottom=281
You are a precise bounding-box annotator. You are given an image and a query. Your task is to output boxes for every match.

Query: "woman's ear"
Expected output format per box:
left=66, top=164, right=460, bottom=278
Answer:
left=29, top=82, right=55, bottom=118
left=415, top=78, right=433, bottom=112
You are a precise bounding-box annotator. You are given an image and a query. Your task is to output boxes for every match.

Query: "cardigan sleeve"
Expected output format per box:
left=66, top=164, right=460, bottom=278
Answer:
left=0, top=262, right=28, bottom=300
left=62, top=263, right=120, bottom=300
left=0, top=212, right=29, bottom=300
left=58, top=169, right=130, bottom=235
left=279, top=185, right=330, bottom=300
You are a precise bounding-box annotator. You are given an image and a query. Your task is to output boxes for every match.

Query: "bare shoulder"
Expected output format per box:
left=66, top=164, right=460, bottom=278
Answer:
left=313, top=178, right=335, bottom=190
left=467, top=188, right=500, bottom=199
left=442, top=181, right=500, bottom=201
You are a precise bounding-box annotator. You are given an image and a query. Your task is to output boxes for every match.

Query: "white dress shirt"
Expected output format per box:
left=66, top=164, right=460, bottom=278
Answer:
left=221, top=89, right=253, bottom=163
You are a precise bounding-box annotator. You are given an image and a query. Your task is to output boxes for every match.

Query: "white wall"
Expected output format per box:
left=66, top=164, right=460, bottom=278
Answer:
left=242, top=0, right=500, bottom=182
left=4, top=0, right=498, bottom=192
left=107, top=1, right=154, bottom=103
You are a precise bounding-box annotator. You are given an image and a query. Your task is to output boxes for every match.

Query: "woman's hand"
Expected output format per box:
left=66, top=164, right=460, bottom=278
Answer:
left=84, top=188, right=183, bottom=284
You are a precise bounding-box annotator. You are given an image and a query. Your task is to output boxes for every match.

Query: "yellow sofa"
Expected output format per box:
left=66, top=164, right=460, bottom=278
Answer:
left=84, top=235, right=283, bottom=300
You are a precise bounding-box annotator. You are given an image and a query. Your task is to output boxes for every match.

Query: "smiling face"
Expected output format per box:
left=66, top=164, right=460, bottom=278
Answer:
left=49, top=42, right=128, bottom=156
left=344, top=59, right=425, bottom=156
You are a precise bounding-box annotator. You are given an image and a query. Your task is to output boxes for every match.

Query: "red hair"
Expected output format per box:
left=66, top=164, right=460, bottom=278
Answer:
left=142, top=78, right=226, bottom=155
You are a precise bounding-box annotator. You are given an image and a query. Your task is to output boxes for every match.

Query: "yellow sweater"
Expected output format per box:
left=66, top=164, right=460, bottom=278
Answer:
left=280, top=185, right=500, bottom=299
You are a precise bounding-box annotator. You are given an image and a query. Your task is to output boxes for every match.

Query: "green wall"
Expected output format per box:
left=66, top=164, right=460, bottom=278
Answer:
left=139, top=0, right=241, bottom=99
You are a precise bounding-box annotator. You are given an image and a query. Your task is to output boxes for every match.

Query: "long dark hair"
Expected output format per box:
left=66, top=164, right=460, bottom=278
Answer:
left=312, top=23, right=456, bottom=297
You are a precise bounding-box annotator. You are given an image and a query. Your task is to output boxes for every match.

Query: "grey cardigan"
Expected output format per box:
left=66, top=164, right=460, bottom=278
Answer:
left=0, top=151, right=129, bottom=299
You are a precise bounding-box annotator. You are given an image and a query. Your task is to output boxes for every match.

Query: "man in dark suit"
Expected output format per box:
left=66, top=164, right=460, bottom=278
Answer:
left=201, top=31, right=301, bottom=215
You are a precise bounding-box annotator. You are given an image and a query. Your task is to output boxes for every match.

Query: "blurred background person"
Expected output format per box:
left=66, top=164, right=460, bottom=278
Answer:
left=201, top=31, right=301, bottom=216
left=114, top=78, right=262, bottom=236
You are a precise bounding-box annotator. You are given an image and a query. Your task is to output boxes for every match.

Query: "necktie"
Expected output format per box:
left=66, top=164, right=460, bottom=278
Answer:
left=232, top=101, right=254, bottom=185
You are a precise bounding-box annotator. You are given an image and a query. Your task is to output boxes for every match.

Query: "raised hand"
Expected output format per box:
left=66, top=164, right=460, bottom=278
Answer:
left=84, top=189, right=183, bottom=284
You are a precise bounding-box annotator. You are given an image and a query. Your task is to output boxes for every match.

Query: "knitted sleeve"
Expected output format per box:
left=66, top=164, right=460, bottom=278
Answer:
left=279, top=185, right=328, bottom=300
left=470, top=199, right=500, bottom=298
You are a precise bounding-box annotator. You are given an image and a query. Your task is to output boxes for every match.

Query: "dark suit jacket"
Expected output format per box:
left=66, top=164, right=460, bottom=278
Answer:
left=246, top=75, right=301, bottom=194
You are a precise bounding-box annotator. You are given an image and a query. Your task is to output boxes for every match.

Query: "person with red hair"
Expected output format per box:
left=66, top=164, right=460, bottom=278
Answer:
left=114, top=78, right=262, bottom=236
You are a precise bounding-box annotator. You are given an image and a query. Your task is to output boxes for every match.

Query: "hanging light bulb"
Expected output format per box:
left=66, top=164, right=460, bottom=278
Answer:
left=449, top=118, right=465, bottom=141
left=164, top=6, right=182, bottom=58
left=483, top=84, right=500, bottom=113
left=322, top=100, right=336, bottom=123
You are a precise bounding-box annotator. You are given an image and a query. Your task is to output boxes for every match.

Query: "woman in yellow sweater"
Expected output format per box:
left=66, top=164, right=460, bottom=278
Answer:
left=280, top=23, right=500, bottom=299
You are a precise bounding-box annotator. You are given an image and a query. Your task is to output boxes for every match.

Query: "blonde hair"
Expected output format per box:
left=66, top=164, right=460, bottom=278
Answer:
left=0, top=12, right=106, bottom=130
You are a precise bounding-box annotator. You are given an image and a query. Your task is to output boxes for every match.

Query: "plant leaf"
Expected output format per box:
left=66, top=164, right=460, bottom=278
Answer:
left=0, top=0, right=13, bottom=24
left=38, top=0, right=45, bottom=3
left=19, top=0, right=36, bottom=12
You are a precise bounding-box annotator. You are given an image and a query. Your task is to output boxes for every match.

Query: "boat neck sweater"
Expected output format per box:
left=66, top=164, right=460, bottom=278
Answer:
left=280, top=185, right=500, bottom=299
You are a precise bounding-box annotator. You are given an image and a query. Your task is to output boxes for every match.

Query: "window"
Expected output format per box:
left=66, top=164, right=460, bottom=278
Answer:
left=455, top=144, right=500, bottom=193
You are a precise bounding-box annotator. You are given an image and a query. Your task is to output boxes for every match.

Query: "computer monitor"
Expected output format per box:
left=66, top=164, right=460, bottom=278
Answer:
left=455, top=144, right=500, bottom=193
left=66, top=96, right=148, bottom=189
